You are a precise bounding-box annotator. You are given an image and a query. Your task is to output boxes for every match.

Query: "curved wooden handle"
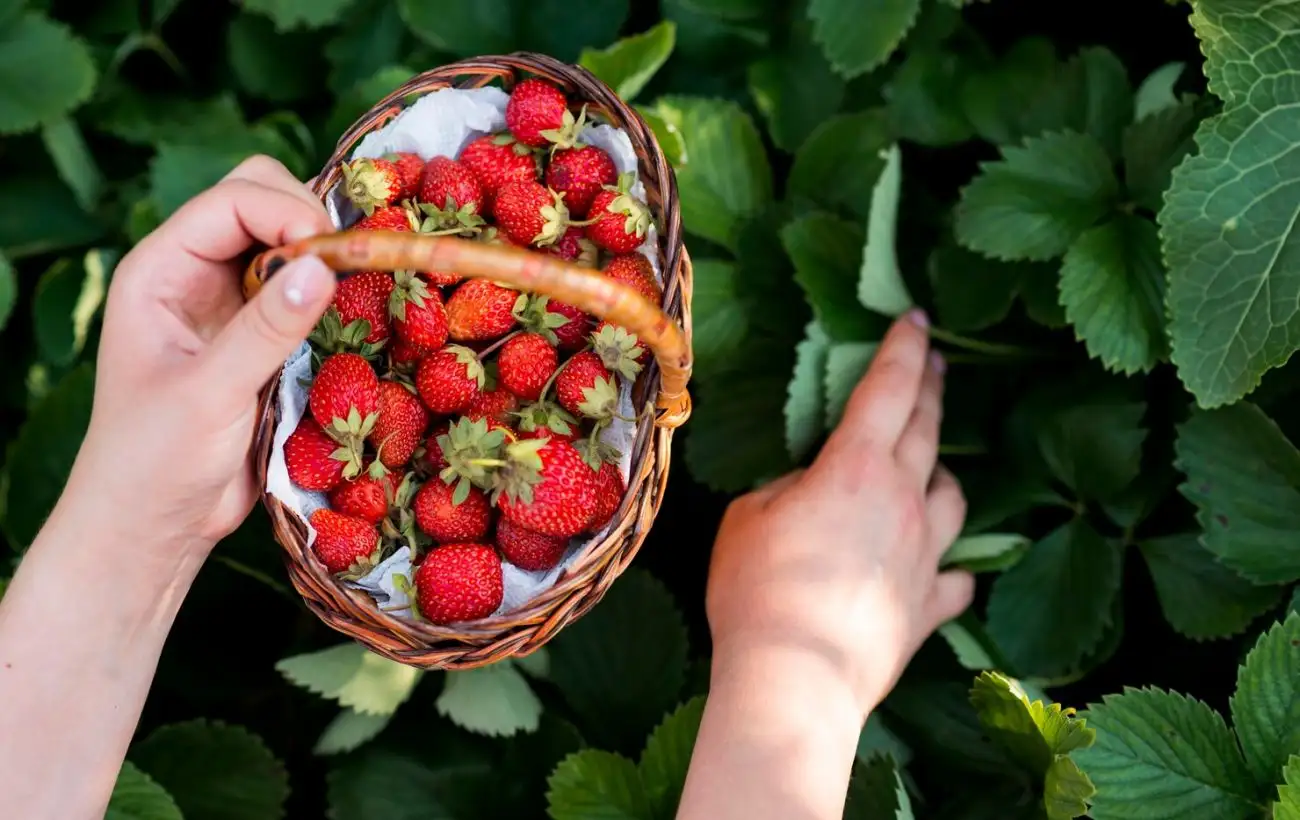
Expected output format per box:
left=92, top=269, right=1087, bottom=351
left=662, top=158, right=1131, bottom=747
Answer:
left=244, top=231, right=692, bottom=428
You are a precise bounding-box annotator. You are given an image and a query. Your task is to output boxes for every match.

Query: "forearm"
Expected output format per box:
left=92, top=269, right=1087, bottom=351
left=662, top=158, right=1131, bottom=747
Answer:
left=677, top=642, right=868, bottom=820
left=0, top=488, right=207, bottom=817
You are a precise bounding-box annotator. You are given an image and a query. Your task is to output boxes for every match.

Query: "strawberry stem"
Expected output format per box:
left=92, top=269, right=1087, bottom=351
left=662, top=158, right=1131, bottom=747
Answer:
left=926, top=326, right=1048, bottom=359
left=477, top=330, right=520, bottom=360
left=467, top=458, right=508, bottom=467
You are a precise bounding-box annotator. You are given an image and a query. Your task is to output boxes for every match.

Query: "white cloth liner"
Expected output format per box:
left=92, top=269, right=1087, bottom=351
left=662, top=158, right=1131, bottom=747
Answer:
left=264, top=87, right=662, bottom=619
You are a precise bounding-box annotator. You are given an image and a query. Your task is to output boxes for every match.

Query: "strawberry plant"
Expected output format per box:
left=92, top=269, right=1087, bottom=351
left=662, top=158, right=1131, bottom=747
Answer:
left=4, top=0, right=1300, bottom=816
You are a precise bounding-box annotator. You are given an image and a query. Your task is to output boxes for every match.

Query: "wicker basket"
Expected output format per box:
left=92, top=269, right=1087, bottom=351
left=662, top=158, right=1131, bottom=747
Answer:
left=241, top=53, right=693, bottom=670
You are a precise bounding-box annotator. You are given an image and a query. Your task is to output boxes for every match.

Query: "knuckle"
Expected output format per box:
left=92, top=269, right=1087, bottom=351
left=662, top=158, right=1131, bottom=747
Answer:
left=230, top=153, right=286, bottom=181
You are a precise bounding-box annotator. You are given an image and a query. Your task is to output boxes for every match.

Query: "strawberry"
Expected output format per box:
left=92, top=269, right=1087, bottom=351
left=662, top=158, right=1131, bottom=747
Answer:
left=414, top=543, right=503, bottom=624
left=332, top=270, right=394, bottom=345
left=417, top=156, right=485, bottom=233
left=459, top=132, right=539, bottom=211
left=586, top=174, right=651, bottom=254
left=309, top=352, right=381, bottom=466
left=310, top=508, right=382, bottom=574
left=492, top=180, right=572, bottom=247
left=390, top=339, right=426, bottom=371
left=496, top=518, right=568, bottom=571
left=389, top=271, right=449, bottom=351
left=434, top=416, right=511, bottom=501
left=368, top=380, right=429, bottom=468
left=415, top=345, right=486, bottom=415
left=590, top=323, right=645, bottom=381
left=352, top=203, right=418, bottom=232
left=545, top=145, right=617, bottom=217
left=546, top=225, right=598, bottom=267
left=595, top=319, right=649, bottom=366
left=418, top=266, right=463, bottom=287
left=446, top=279, right=520, bottom=341
left=285, top=416, right=350, bottom=490
left=547, top=300, right=594, bottom=350
left=588, top=461, right=625, bottom=532
left=515, top=293, right=592, bottom=350
left=505, top=78, right=570, bottom=147
left=556, top=350, right=620, bottom=420
left=467, top=386, right=520, bottom=423
left=492, top=438, right=600, bottom=538
left=602, top=253, right=662, bottom=304
left=413, top=479, right=491, bottom=543
left=328, top=462, right=399, bottom=524
left=384, top=151, right=424, bottom=199
left=418, top=420, right=451, bottom=474
left=514, top=401, right=580, bottom=442
left=340, top=157, right=407, bottom=216
left=498, top=333, right=557, bottom=401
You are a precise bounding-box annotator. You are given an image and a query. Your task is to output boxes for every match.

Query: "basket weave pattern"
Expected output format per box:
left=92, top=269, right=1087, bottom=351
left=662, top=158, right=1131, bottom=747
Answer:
left=245, top=53, right=693, bottom=670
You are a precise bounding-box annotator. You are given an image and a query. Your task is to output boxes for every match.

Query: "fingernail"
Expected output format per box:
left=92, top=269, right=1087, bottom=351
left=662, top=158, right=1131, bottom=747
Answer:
left=281, top=255, right=331, bottom=311
left=930, top=351, right=946, bottom=374
left=906, top=308, right=929, bottom=329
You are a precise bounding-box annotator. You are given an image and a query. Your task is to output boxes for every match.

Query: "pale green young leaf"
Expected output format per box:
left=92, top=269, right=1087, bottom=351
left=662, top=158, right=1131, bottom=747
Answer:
left=1139, top=533, right=1282, bottom=641
left=435, top=661, right=542, bottom=738
left=579, top=21, right=676, bottom=102
left=1076, top=688, right=1261, bottom=820
left=1175, top=402, right=1300, bottom=584
left=1034, top=395, right=1147, bottom=501
left=546, top=751, right=651, bottom=820
left=635, top=104, right=686, bottom=167
left=0, top=13, right=96, bottom=135
left=131, top=720, right=290, bottom=820
left=32, top=248, right=112, bottom=367
left=941, top=533, right=1031, bottom=573
left=1231, top=613, right=1300, bottom=789
left=858, top=143, right=913, bottom=317
left=927, top=245, right=1023, bottom=332
left=40, top=117, right=102, bottom=212
left=781, top=211, right=876, bottom=341
left=1122, top=97, right=1200, bottom=214
left=807, top=0, right=921, bottom=79
left=240, top=0, right=356, bottom=30
left=824, top=341, right=878, bottom=429
left=938, top=619, right=998, bottom=671
left=227, top=12, right=325, bottom=102
left=1059, top=213, right=1167, bottom=375
left=653, top=96, right=773, bottom=252
left=1275, top=755, right=1300, bottom=820
left=1045, top=757, right=1095, bottom=820
left=786, top=322, right=831, bottom=462
left=747, top=20, right=844, bottom=152
left=107, top=761, right=183, bottom=820
left=1134, top=61, right=1185, bottom=120
left=640, top=697, right=706, bottom=819
left=970, top=671, right=1095, bottom=778
left=0, top=251, right=15, bottom=333
left=275, top=642, right=422, bottom=715
left=788, top=109, right=891, bottom=219
left=955, top=131, right=1119, bottom=262
left=313, top=708, right=391, bottom=756
left=987, top=519, right=1123, bottom=678
left=689, top=259, right=748, bottom=379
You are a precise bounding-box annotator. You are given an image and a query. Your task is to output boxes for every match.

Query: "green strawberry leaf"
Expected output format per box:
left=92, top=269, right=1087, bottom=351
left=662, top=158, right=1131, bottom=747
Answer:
left=960, top=37, right=1062, bottom=146
left=955, top=131, right=1120, bottom=262
left=435, top=659, right=543, bottom=738
left=324, top=0, right=407, bottom=93
left=970, top=671, right=1095, bottom=775
left=107, top=761, right=183, bottom=820
left=93, top=89, right=247, bottom=146
left=986, top=518, right=1123, bottom=679
left=883, top=42, right=977, bottom=148
left=748, top=19, right=845, bottom=152
left=652, top=96, right=773, bottom=253
left=40, top=117, right=102, bottom=213
left=1230, top=612, right=1300, bottom=790
left=858, top=143, right=913, bottom=317
left=547, top=569, right=689, bottom=751
left=313, top=708, right=392, bottom=756
left=843, top=752, right=912, bottom=820
left=787, top=109, right=892, bottom=219
left=327, top=742, right=495, bottom=820
left=807, top=0, right=921, bottom=79
left=0, top=172, right=105, bottom=260
left=32, top=248, right=112, bottom=367
left=579, top=20, right=676, bottom=102
left=858, top=712, right=913, bottom=768
left=634, top=104, right=686, bottom=167
left=1122, top=97, right=1200, bottom=213
left=275, top=642, right=422, bottom=715
left=1276, top=755, right=1300, bottom=820
left=1058, top=213, right=1167, bottom=375
left=227, top=12, right=326, bottom=102
left=1175, top=402, right=1300, bottom=584
left=786, top=321, right=832, bottom=462
left=521, top=0, right=630, bottom=63
left=131, top=720, right=290, bottom=820
left=938, top=616, right=1002, bottom=671
left=1031, top=389, right=1147, bottom=501
left=927, top=246, right=1035, bottom=332
left=547, top=750, right=651, bottom=820
left=0, top=250, right=15, bottom=333
left=667, top=0, right=772, bottom=20
left=0, top=13, right=96, bottom=135
left=941, top=533, right=1031, bottom=573
left=1075, top=688, right=1262, bottom=820
left=1139, top=533, right=1283, bottom=641
left=1045, top=757, right=1098, bottom=820
left=781, top=211, right=879, bottom=341
left=1062, top=46, right=1134, bottom=160
left=0, top=364, right=94, bottom=550
left=640, top=697, right=707, bottom=820
left=689, top=259, right=749, bottom=380
left=824, top=341, right=879, bottom=429
left=240, top=0, right=356, bottom=30
left=1133, top=61, right=1186, bottom=120
left=396, top=0, right=513, bottom=54
left=148, top=125, right=305, bottom=218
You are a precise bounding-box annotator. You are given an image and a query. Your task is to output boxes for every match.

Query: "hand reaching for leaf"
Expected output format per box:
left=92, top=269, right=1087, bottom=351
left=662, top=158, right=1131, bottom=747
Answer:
left=679, top=309, right=974, bottom=820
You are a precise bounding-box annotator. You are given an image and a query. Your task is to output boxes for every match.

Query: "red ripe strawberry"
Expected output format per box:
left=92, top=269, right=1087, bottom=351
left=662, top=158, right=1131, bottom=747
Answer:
left=390, top=339, right=426, bottom=370
left=587, top=179, right=651, bottom=254
left=498, top=333, right=557, bottom=401
left=328, top=463, right=400, bottom=524
left=310, top=508, right=380, bottom=574
left=493, top=438, right=599, bottom=538
left=602, top=253, right=662, bottom=304
left=588, top=461, right=625, bottom=532
left=414, top=543, right=503, bottom=624
left=340, top=157, right=403, bottom=216
left=546, top=145, right=617, bottom=217
left=368, top=381, right=429, bottom=468
left=384, top=151, right=424, bottom=199
left=285, top=416, right=349, bottom=490
left=505, top=78, right=570, bottom=147
left=548, top=300, right=594, bottom=350
left=413, top=479, right=491, bottom=543
left=459, top=132, right=539, bottom=211
left=419, top=421, right=451, bottom=474
left=415, top=345, right=486, bottom=415
left=467, top=386, right=520, bottom=423
left=492, top=180, right=572, bottom=247
left=515, top=402, right=580, bottom=442
left=556, top=350, right=620, bottom=420
left=333, top=271, right=394, bottom=345
left=417, top=156, right=484, bottom=231
left=418, top=267, right=462, bottom=287
left=352, top=203, right=417, bottom=232
left=390, top=272, right=449, bottom=351
left=496, top=518, right=568, bottom=571
left=309, top=353, right=381, bottom=455
left=446, top=279, right=519, bottom=341
left=546, top=225, right=598, bottom=267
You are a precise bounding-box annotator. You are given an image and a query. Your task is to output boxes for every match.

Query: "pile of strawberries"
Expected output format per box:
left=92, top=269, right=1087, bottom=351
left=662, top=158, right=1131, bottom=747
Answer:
left=284, top=78, right=661, bottom=626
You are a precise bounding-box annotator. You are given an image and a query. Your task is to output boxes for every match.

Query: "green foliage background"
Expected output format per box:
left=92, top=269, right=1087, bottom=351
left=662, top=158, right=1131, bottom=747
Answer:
left=6, top=0, right=1300, bottom=817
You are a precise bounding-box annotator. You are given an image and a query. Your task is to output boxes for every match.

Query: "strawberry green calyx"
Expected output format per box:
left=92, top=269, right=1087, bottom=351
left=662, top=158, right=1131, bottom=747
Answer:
left=450, top=344, right=489, bottom=390
left=308, top=307, right=386, bottom=363
left=489, top=437, right=549, bottom=507
left=591, top=324, right=644, bottom=381
left=437, top=416, right=509, bottom=500
left=338, top=537, right=388, bottom=581
left=512, top=293, right=571, bottom=345
left=417, top=198, right=485, bottom=235
left=533, top=188, right=572, bottom=246
left=539, top=104, right=590, bottom=152
left=492, top=131, right=539, bottom=157
left=391, top=573, right=423, bottom=621
left=388, top=270, right=433, bottom=322
left=514, top=401, right=578, bottom=437
left=577, top=374, right=621, bottom=420
left=605, top=174, right=651, bottom=240
left=575, top=235, right=600, bottom=268
left=575, top=430, right=621, bottom=472
left=340, top=158, right=394, bottom=217
left=381, top=472, right=427, bottom=554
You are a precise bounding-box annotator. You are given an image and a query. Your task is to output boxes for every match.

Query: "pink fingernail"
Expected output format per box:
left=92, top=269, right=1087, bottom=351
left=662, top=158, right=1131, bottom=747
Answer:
left=907, top=308, right=929, bottom=329
left=930, top=351, right=946, bottom=374
left=282, top=256, right=331, bottom=311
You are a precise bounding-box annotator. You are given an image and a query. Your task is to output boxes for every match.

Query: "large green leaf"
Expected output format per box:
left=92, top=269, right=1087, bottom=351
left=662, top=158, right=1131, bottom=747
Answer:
left=1076, top=688, right=1261, bottom=819
left=927, top=245, right=1033, bottom=332
left=1231, top=613, right=1300, bottom=790
left=685, top=349, right=794, bottom=491
left=435, top=660, right=542, bottom=738
left=748, top=20, right=845, bottom=152
left=641, top=697, right=707, bottom=820
left=227, top=12, right=326, bottom=102
left=1032, top=392, right=1147, bottom=502
left=1139, top=533, right=1282, bottom=641
left=327, top=744, right=494, bottom=820
left=149, top=127, right=304, bottom=218
left=521, top=0, right=630, bottom=63
left=1175, top=402, right=1300, bottom=584
left=240, top=0, right=356, bottom=30
left=0, top=13, right=96, bottom=134
left=32, top=249, right=112, bottom=367
left=689, top=259, right=749, bottom=379
left=579, top=21, right=676, bottom=102
left=843, top=753, right=911, bottom=820
left=787, top=109, right=891, bottom=219
left=1161, top=0, right=1300, bottom=408
left=107, top=762, right=183, bottom=820
left=858, top=143, right=912, bottom=317
left=1277, top=756, right=1300, bottom=820
left=396, top=0, right=513, bottom=55
left=824, top=341, right=879, bottom=429
left=986, top=518, right=1123, bottom=679
left=40, top=117, right=102, bottom=212
left=324, top=0, right=407, bottom=93
left=883, top=42, right=976, bottom=148
left=313, top=708, right=392, bottom=756
left=1058, top=213, right=1167, bottom=375
left=1122, top=97, right=1201, bottom=213
left=0, top=173, right=104, bottom=260
left=807, top=0, right=921, bottom=79
left=276, top=642, right=422, bottom=715
left=786, top=322, right=831, bottom=462
left=131, top=720, right=290, bottom=820
left=955, top=131, right=1119, bottom=262
left=781, top=211, right=875, bottom=341
left=0, top=251, right=15, bottom=333
left=547, top=751, right=650, bottom=820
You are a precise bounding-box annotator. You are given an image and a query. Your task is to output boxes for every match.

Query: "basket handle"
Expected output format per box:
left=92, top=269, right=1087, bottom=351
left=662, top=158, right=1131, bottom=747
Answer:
left=243, top=230, right=692, bottom=428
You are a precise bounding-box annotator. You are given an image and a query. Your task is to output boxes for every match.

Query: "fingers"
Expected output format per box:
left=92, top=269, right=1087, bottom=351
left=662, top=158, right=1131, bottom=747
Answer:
left=198, top=255, right=336, bottom=401
left=927, top=570, right=975, bottom=626
left=824, top=310, right=931, bottom=456
left=925, top=465, right=966, bottom=560
left=224, top=155, right=327, bottom=215
left=895, top=352, right=946, bottom=487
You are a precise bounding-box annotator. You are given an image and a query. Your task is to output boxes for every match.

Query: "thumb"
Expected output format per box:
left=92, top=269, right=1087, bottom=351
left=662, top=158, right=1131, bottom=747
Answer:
left=202, top=255, right=336, bottom=399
